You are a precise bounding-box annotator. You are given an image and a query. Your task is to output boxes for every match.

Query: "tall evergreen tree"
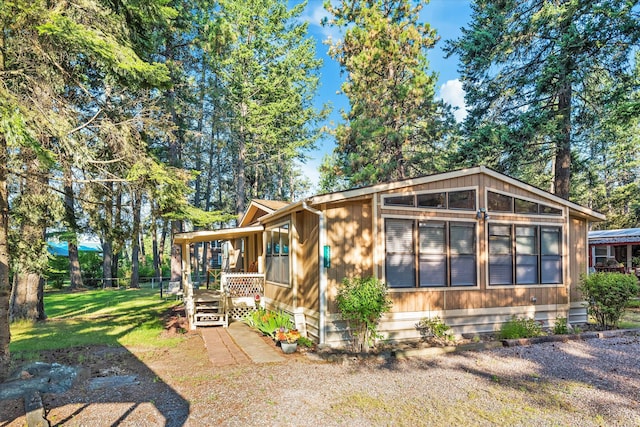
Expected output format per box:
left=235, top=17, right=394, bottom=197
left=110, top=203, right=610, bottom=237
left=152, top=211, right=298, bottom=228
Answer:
left=212, top=0, right=325, bottom=216
left=448, top=0, right=640, bottom=199
left=321, top=0, right=455, bottom=189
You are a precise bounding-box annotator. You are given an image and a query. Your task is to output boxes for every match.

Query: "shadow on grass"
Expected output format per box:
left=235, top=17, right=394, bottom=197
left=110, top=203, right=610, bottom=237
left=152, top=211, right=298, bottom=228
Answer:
left=1, top=288, right=191, bottom=426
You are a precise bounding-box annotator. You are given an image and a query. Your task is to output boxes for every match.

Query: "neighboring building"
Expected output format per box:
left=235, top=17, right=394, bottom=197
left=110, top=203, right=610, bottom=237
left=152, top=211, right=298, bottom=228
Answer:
left=588, top=228, right=640, bottom=273
left=175, top=166, right=604, bottom=347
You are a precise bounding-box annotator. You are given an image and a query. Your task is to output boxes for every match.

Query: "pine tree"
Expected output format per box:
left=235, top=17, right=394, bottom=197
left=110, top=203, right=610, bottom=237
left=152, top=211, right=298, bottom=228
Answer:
left=322, top=0, right=456, bottom=188
left=448, top=0, right=640, bottom=199
left=212, top=0, right=325, bottom=216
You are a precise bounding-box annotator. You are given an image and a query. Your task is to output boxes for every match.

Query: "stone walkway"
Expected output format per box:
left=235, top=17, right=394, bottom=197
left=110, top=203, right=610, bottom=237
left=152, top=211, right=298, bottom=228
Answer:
left=200, top=321, right=284, bottom=367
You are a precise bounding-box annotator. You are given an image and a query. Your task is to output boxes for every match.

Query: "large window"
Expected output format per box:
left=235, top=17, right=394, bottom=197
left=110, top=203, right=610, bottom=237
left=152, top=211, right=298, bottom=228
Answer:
left=385, top=219, right=476, bottom=288
left=488, top=224, right=562, bottom=285
left=266, top=223, right=290, bottom=285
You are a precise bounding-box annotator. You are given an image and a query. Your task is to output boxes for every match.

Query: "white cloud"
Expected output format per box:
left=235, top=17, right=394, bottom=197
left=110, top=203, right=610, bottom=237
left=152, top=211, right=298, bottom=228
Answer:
left=300, top=2, right=343, bottom=41
left=438, top=79, right=467, bottom=122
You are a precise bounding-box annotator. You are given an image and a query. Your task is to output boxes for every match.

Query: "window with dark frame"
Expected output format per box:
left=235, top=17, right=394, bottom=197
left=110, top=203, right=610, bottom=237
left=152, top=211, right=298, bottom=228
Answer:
left=385, top=218, right=476, bottom=288
left=488, top=224, right=562, bottom=286
left=383, top=190, right=476, bottom=211
left=487, top=191, right=563, bottom=216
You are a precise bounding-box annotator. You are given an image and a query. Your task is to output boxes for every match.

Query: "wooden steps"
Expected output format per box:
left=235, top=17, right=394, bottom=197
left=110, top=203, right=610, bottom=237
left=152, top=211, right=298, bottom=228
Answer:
left=193, top=290, right=228, bottom=327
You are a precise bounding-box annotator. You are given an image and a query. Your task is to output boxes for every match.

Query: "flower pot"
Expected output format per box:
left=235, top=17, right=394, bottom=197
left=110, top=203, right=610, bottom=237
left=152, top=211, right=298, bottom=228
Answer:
left=280, top=342, right=297, bottom=354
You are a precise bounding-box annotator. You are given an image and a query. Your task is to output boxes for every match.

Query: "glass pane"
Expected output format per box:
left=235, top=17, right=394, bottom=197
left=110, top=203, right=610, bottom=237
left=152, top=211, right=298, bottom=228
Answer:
left=490, top=236, right=511, bottom=255
left=419, top=222, right=445, bottom=254
left=386, top=254, right=416, bottom=288
left=451, top=255, right=476, bottom=286
left=489, top=255, right=513, bottom=285
left=448, top=190, right=475, bottom=210
left=516, top=255, right=538, bottom=284
left=541, top=227, right=561, bottom=255
left=594, top=247, right=607, bottom=256
left=541, top=256, right=561, bottom=283
left=490, top=225, right=511, bottom=236
left=281, top=255, right=290, bottom=283
left=417, top=192, right=446, bottom=208
left=386, top=219, right=414, bottom=253
left=451, top=224, right=475, bottom=254
left=540, top=204, right=562, bottom=215
left=515, top=198, right=538, bottom=214
left=488, top=191, right=513, bottom=212
left=419, top=256, right=446, bottom=287
left=281, top=226, right=289, bottom=254
left=516, top=227, right=536, bottom=255
left=384, top=195, right=415, bottom=207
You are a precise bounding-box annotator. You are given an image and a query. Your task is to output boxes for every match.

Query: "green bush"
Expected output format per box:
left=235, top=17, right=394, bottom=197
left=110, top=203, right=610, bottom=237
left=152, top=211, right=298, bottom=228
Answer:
left=580, top=272, right=639, bottom=329
left=416, top=316, right=451, bottom=338
left=553, top=317, right=569, bottom=335
left=498, top=316, right=543, bottom=339
left=336, top=276, right=392, bottom=352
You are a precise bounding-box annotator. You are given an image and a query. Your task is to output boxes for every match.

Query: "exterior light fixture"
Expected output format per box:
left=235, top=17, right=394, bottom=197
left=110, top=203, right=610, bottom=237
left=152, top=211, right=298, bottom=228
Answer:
left=477, top=208, right=489, bottom=220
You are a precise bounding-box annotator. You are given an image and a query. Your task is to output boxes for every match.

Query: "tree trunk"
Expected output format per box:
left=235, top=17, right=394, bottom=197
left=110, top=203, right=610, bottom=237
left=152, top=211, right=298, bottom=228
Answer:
left=10, top=150, right=47, bottom=321
left=102, top=239, right=113, bottom=288
left=10, top=273, right=45, bottom=322
left=130, top=189, right=142, bottom=288
left=151, top=214, right=162, bottom=285
left=554, top=80, right=572, bottom=200
left=236, top=128, right=247, bottom=219
left=170, top=220, right=182, bottom=282
left=64, top=166, right=83, bottom=289
left=0, top=132, right=11, bottom=381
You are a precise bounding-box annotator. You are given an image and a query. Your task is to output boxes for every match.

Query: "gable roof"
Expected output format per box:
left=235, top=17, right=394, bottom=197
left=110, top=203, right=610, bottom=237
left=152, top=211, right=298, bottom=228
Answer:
left=260, top=166, right=605, bottom=223
left=238, top=199, right=292, bottom=227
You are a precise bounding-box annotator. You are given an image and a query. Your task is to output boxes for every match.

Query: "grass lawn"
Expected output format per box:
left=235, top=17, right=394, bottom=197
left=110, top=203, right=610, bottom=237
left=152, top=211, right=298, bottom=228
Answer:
left=10, top=287, right=185, bottom=361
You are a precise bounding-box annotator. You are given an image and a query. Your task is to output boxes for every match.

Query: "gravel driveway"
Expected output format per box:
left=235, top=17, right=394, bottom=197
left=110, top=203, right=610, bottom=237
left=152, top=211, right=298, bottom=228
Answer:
left=2, top=332, right=639, bottom=426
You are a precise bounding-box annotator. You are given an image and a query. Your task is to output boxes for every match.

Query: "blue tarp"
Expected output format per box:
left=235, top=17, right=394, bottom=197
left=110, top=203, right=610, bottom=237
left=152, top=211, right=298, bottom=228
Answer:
left=48, top=241, right=102, bottom=257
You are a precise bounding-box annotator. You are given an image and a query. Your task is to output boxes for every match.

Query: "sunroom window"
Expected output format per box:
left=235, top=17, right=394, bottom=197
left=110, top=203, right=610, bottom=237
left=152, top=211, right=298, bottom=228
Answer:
left=385, top=218, right=476, bottom=288
left=489, top=224, right=562, bottom=286
left=265, top=223, right=290, bottom=285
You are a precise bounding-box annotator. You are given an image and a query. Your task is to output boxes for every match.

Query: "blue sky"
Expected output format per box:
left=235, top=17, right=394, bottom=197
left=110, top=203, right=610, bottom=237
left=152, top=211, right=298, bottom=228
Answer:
left=295, top=0, right=473, bottom=190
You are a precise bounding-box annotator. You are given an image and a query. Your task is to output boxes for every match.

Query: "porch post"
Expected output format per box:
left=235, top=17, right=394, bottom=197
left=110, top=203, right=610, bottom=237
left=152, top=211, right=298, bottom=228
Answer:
left=182, top=242, right=195, bottom=330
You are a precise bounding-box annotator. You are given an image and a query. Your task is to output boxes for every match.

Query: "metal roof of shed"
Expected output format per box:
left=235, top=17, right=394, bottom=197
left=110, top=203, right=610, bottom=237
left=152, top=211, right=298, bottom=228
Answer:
left=588, top=228, right=640, bottom=245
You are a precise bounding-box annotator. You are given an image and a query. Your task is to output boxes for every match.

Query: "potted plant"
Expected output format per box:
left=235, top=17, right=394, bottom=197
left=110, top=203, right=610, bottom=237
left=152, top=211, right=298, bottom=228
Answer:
left=275, top=328, right=300, bottom=354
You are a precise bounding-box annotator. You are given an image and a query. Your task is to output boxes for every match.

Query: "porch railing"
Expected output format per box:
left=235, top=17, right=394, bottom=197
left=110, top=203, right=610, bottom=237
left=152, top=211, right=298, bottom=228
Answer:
left=221, top=272, right=265, bottom=297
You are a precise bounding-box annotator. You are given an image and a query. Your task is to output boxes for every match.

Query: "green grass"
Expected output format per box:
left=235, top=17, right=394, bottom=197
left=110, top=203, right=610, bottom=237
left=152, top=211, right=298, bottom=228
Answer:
left=10, top=287, right=184, bottom=357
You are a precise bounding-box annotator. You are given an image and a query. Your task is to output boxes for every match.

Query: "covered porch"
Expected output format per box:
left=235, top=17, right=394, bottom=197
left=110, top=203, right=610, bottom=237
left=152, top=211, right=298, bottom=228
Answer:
left=174, top=226, right=265, bottom=330
left=589, top=228, right=640, bottom=277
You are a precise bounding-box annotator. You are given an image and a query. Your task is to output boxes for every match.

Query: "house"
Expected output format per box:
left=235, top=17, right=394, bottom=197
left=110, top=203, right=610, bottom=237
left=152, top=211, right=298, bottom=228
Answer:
left=174, top=166, right=605, bottom=347
left=588, top=228, right=640, bottom=273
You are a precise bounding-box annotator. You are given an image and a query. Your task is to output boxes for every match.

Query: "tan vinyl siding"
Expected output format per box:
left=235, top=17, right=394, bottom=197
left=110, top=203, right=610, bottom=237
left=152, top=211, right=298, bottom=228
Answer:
left=296, top=211, right=319, bottom=310
left=569, top=216, right=587, bottom=302
left=325, top=200, right=374, bottom=313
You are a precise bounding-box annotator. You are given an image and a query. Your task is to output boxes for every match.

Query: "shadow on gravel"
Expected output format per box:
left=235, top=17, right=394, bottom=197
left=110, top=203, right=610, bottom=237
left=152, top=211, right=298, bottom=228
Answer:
left=0, top=344, right=190, bottom=427
left=419, top=333, right=640, bottom=417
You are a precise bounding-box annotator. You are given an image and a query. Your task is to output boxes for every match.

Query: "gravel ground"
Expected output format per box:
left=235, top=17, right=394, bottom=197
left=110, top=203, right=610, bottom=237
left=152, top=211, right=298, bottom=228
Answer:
left=2, top=332, right=639, bottom=426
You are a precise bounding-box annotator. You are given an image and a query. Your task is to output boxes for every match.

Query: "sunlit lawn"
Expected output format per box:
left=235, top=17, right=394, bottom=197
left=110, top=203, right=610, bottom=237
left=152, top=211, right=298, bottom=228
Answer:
left=10, top=287, right=184, bottom=360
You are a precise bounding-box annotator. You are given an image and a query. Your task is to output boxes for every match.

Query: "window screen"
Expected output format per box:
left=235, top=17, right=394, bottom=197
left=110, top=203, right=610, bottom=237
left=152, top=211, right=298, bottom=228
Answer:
left=541, top=227, right=561, bottom=283
left=450, top=223, right=476, bottom=286
left=489, top=225, right=513, bottom=285
left=385, top=219, right=416, bottom=288
left=419, top=222, right=446, bottom=287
